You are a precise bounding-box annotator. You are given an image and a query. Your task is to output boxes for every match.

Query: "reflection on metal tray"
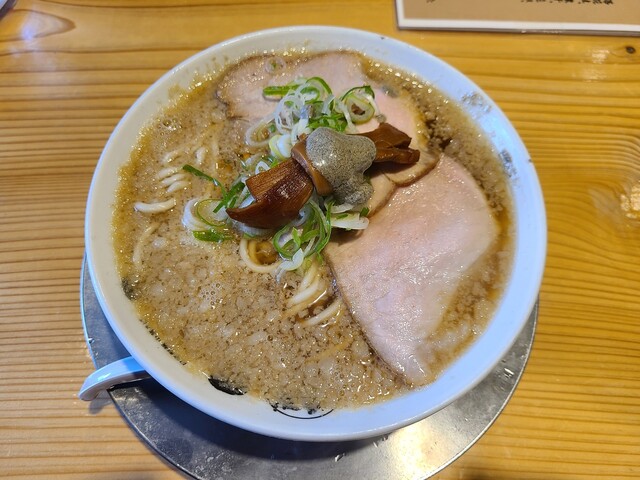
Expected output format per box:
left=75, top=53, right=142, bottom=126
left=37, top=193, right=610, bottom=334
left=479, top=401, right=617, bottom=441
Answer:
left=81, top=258, right=537, bottom=480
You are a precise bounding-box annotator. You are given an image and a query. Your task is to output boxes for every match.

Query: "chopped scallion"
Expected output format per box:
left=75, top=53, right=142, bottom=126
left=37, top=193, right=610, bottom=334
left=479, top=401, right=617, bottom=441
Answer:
left=193, top=229, right=231, bottom=242
left=182, top=164, right=218, bottom=185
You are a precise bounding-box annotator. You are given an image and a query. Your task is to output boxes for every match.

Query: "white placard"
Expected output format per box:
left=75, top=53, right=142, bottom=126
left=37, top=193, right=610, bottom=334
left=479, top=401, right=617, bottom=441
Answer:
left=396, top=0, right=640, bottom=35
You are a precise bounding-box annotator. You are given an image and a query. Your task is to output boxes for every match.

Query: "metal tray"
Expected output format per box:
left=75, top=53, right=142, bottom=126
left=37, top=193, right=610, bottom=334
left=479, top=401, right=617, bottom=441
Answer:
left=81, top=259, right=536, bottom=480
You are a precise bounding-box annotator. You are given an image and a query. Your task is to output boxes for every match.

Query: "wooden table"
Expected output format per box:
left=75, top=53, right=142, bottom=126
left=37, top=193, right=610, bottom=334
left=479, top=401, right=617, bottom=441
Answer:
left=1, top=1, right=639, bottom=478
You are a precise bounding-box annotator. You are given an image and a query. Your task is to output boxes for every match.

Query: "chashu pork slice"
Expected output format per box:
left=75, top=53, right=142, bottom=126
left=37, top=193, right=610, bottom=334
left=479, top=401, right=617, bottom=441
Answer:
left=359, top=87, right=438, bottom=214
left=324, top=155, right=499, bottom=385
left=217, top=51, right=371, bottom=121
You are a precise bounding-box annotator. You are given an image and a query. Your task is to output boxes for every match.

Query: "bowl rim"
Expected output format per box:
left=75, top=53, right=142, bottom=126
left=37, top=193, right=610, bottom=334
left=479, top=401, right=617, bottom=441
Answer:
left=85, top=25, right=546, bottom=442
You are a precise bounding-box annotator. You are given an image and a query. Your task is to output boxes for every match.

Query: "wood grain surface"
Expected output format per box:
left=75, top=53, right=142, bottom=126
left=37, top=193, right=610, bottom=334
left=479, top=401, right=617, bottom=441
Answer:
left=1, top=1, right=639, bottom=478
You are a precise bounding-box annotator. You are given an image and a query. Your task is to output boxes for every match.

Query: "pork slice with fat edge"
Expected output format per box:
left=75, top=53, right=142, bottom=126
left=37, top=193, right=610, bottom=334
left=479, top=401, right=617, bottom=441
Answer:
left=217, top=52, right=371, bottom=121
left=324, top=155, right=499, bottom=385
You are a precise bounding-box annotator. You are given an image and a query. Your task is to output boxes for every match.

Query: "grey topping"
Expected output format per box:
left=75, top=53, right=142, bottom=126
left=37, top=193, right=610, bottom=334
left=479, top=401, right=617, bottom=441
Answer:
left=305, top=127, right=376, bottom=205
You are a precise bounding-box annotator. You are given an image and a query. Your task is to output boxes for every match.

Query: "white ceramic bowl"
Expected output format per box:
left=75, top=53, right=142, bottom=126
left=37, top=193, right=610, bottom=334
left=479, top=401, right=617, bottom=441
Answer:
left=85, top=26, right=546, bottom=442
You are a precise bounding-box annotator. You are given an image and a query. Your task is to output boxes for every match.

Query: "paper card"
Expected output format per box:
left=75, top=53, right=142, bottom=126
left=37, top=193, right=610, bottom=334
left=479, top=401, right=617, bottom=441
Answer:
left=396, top=0, right=640, bottom=35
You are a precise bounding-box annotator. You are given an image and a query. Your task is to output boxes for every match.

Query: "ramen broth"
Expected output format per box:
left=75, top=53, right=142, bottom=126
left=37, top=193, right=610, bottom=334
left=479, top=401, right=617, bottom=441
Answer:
left=112, top=51, right=513, bottom=411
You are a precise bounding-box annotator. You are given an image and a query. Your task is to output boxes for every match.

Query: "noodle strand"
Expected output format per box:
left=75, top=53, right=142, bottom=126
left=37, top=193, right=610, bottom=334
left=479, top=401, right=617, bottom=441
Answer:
left=301, top=299, right=342, bottom=327
left=132, top=222, right=160, bottom=270
left=239, top=237, right=280, bottom=274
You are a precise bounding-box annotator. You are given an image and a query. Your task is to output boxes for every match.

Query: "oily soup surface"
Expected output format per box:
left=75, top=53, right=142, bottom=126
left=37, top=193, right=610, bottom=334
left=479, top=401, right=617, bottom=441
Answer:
left=113, top=51, right=513, bottom=411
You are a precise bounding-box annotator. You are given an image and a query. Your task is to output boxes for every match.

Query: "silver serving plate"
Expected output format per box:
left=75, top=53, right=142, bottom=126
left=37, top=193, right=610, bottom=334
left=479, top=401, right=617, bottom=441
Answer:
left=81, top=258, right=537, bottom=480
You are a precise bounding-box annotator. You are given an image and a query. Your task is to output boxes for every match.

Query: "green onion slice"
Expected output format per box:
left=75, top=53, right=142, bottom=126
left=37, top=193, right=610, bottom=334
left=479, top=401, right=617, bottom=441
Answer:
left=195, top=199, right=225, bottom=226
left=272, top=201, right=331, bottom=261
left=193, top=229, right=231, bottom=243
left=213, top=180, right=245, bottom=213
left=263, top=85, right=293, bottom=97
left=182, top=164, right=219, bottom=185
left=309, top=114, right=348, bottom=132
left=340, top=85, right=375, bottom=101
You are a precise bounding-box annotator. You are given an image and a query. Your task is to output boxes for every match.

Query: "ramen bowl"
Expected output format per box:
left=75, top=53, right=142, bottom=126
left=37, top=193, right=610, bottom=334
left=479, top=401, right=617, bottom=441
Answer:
left=85, top=26, right=546, bottom=442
